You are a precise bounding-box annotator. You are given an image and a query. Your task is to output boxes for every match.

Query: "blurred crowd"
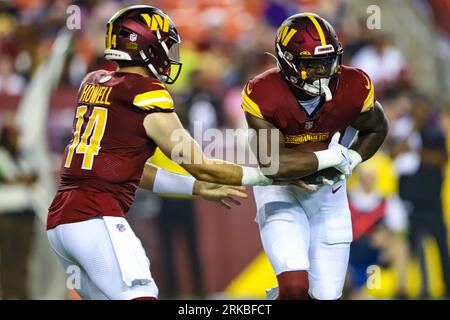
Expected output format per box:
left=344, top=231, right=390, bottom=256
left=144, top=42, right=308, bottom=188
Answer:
left=0, top=0, right=450, bottom=299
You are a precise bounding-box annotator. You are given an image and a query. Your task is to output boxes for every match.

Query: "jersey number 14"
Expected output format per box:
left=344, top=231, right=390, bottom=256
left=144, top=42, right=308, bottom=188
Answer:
left=64, top=106, right=108, bottom=170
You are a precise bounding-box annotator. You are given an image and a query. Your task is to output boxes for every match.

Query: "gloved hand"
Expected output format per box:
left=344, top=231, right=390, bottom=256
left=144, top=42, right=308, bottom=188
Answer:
left=327, top=132, right=351, bottom=177
left=317, top=175, right=339, bottom=186
left=318, top=147, right=363, bottom=186
left=336, top=149, right=363, bottom=182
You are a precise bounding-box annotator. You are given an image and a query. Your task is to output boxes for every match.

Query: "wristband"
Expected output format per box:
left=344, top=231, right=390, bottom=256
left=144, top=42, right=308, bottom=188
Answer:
left=152, top=168, right=196, bottom=195
left=313, top=149, right=342, bottom=171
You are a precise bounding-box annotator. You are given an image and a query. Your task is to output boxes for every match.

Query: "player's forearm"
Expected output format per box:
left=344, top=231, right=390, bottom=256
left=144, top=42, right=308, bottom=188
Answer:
left=350, top=123, right=388, bottom=162
left=140, top=163, right=245, bottom=198
left=139, top=163, right=158, bottom=190
left=183, top=162, right=241, bottom=185
left=262, top=147, right=346, bottom=179
left=183, top=161, right=272, bottom=186
left=261, top=148, right=318, bottom=179
left=140, top=163, right=198, bottom=195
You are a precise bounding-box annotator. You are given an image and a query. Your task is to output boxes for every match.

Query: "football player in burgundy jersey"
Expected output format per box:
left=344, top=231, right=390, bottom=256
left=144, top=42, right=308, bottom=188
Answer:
left=242, top=13, right=388, bottom=299
left=46, top=6, right=351, bottom=300
left=46, top=5, right=289, bottom=300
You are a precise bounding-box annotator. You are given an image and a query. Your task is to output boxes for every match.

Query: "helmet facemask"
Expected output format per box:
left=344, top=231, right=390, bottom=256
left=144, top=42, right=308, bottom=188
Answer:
left=276, top=43, right=341, bottom=101
left=140, top=28, right=182, bottom=84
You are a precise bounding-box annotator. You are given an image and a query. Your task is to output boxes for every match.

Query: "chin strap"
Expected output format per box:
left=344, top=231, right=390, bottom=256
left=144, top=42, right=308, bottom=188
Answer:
left=322, top=83, right=332, bottom=101
left=302, top=77, right=333, bottom=101
left=274, top=44, right=333, bottom=101
left=273, top=44, right=334, bottom=101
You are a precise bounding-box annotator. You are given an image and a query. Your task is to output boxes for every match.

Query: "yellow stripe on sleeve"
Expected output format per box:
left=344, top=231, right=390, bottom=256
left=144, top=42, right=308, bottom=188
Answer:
left=133, top=90, right=174, bottom=111
left=241, top=90, right=264, bottom=120
left=361, top=83, right=375, bottom=112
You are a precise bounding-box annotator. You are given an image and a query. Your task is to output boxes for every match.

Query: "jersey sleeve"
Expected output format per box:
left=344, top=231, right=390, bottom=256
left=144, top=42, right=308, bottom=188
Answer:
left=132, top=81, right=175, bottom=113
left=241, top=78, right=269, bottom=120
left=356, top=69, right=375, bottom=113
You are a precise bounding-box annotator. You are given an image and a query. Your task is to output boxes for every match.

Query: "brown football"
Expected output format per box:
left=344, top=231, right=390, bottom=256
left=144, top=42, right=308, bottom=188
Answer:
left=292, top=141, right=341, bottom=184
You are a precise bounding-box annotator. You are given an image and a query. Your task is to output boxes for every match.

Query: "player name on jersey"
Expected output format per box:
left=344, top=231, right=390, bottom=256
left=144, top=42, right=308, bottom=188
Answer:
left=284, top=132, right=330, bottom=144
left=79, top=84, right=112, bottom=105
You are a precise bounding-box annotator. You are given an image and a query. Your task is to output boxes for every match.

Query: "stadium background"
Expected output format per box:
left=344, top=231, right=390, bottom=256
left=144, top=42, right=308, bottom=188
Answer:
left=0, top=0, right=449, bottom=299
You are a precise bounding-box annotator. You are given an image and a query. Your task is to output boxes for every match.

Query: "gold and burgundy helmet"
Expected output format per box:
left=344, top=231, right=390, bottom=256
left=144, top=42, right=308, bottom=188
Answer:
left=104, top=5, right=182, bottom=84
left=275, top=13, right=343, bottom=100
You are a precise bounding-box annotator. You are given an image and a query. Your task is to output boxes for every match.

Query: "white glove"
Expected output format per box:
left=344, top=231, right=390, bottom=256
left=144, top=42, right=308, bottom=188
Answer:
left=327, top=132, right=351, bottom=176
left=348, top=149, right=363, bottom=171
left=317, top=176, right=337, bottom=186
left=313, top=132, right=350, bottom=173
left=328, top=149, right=363, bottom=185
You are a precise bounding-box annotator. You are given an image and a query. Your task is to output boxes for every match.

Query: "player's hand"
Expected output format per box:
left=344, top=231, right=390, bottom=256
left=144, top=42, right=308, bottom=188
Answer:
left=317, top=175, right=337, bottom=186
left=328, top=132, right=351, bottom=177
left=194, top=181, right=248, bottom=209
left=317, top=174, right=346, bottom=186
left=273, top=179, right=317, bottom=192
left=320, top=150, right=362, bottom=186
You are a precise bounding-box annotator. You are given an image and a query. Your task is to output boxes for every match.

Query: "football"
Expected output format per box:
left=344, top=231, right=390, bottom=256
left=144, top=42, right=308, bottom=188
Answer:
left=292, top=141, right=341, bottom=184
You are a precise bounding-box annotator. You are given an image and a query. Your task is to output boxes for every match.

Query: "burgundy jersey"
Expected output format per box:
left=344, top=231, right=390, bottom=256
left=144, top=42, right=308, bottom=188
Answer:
left=241, top=65, right=375, bottom=147
left=47, top=70, right=174, bottom=229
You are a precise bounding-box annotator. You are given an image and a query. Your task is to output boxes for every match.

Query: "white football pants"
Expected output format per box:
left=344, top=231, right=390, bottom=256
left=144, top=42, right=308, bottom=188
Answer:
left=47, top=217, right=158, bottom=300
left=254, top=181, right=352, bottom=300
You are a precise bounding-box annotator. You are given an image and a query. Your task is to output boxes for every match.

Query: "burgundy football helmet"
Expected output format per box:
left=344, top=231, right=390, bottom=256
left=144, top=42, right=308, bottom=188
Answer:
left=104, top=5, right=182, bottom=84
left=274, top=13, right=343, bottom=101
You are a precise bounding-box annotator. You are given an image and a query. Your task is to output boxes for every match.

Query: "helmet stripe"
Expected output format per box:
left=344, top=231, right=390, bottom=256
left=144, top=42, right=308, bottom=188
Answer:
left=277, top=26, right=297, bottom=46
left=305, top=13, right=326, bottom=46
left=106, top=22, right=113, bottom=49
left=140, top=13, right=170, bottom=32
left=140, top=13, right=152, bottom=28
left=282, top=28, right=297, bottom=46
